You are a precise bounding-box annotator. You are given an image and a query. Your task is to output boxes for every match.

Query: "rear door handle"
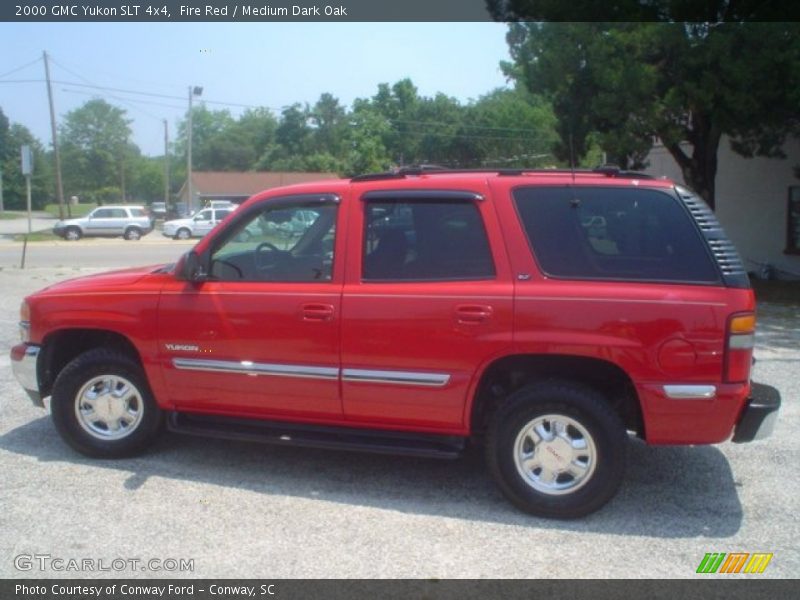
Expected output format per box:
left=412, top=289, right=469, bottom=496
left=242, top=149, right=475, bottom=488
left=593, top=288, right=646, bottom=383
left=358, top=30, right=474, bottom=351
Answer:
left=301, top=303, right=335, bottom=321
left=455, top=304, right=493, bottom=324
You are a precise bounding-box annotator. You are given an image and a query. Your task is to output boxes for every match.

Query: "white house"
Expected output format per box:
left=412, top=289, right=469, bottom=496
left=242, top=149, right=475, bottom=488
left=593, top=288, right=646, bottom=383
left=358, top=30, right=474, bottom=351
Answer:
left=646, top=137, right=800, bottom=280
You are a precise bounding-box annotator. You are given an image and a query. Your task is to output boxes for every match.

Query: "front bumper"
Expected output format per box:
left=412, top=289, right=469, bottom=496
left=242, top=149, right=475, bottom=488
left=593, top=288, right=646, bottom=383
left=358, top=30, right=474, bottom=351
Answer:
left=10, top=343, right=43, bottom=407
left=732, top=382, right=781, bottom=443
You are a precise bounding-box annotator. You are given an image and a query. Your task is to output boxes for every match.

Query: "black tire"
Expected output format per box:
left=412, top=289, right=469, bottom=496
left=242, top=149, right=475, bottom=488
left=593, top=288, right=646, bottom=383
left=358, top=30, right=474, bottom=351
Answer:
left=175, top=228, right=191, bottom=240
left=124, top=227, right=142, bottom=241
left=64, top=226, right=82, bottom=241
left=485, top=381, right=626, bottom=519
left=50, top=348, right=163, bottom=458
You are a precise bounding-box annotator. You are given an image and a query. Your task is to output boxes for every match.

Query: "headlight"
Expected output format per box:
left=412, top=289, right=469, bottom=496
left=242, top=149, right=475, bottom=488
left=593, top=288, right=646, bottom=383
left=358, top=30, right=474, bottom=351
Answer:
left=19, top=301, right=30, bottom=343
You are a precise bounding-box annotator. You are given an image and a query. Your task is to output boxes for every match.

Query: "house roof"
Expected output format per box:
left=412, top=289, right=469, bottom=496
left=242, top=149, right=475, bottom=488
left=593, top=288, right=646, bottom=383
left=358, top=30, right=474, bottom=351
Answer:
left=181, top=171, right=340, bottom=198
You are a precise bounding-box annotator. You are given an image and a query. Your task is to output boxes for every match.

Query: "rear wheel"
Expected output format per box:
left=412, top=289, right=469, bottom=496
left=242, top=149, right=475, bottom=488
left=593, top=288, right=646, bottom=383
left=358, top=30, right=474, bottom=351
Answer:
left=124, top=227, right=142, bottom=241
left=175, top=228, right=191, bottom=240
left=50, top=349, right=163, bottom=458
left=485, top=381, right=627, bottom=518
left=64, top=227, right=81, bottom=241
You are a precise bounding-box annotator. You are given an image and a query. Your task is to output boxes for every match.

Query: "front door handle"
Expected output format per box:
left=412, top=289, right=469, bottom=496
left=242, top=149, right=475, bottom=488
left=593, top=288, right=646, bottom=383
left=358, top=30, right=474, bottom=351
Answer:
left=455, top=304, right=493, bottom=324
left=301, top=303, right=335, bottom=321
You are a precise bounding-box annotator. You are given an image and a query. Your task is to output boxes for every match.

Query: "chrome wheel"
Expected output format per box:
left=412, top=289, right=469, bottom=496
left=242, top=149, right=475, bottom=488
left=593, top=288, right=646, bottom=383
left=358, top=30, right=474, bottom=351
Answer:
left=74, top=375, right=144, bottom=440
left=513, top=414, right=597, bottom=496
left=176, top=228, right=191, bottom=240
left=65, top=227, right=81, bottom=241
left=125, top=228, right=141, bottom=240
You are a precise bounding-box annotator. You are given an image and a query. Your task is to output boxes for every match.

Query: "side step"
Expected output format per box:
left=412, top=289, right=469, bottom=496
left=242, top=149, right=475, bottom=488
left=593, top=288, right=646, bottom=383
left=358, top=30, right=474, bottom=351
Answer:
left=167, top=412, right=466, bottom=459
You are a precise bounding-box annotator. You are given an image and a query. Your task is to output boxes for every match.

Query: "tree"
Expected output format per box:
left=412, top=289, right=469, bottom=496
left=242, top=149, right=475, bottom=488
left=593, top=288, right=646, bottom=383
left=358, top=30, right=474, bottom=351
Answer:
left=60, top=99, right=135, bottom=204
left=502, top=21, right=800, bottom=208
left=0, top=107, right=53, bottom=210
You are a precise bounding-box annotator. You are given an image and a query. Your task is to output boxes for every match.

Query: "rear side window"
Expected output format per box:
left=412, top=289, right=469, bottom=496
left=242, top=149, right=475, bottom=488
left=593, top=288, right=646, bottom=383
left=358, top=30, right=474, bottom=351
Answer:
left=513, top=186, right=720, bottom=283
left=363, top=199, right=495, bottom=281
left=129, top=208, right=146, bottom=217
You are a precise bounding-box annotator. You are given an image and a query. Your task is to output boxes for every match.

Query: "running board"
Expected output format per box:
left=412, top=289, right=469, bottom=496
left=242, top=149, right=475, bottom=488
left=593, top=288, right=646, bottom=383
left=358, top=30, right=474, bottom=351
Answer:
left=167, top=412, right=466, bottom=459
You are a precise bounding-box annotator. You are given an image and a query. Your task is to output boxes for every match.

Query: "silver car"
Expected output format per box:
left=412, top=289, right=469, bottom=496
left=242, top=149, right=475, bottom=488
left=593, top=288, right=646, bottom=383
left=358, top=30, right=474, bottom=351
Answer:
left=53, top=205, right=154, bottom=241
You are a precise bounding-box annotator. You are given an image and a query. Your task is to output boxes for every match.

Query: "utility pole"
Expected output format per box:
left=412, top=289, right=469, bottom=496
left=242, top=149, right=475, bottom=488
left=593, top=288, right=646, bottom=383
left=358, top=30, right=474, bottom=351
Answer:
left=186, top=85, right=202, bottom=214
left=21, top=145, right=33, bottom=234
left=43, top=51, right=68, bottom=219
left=0, top=167, right=4, bottom=214
left=163, top=119, right=170, bottom=206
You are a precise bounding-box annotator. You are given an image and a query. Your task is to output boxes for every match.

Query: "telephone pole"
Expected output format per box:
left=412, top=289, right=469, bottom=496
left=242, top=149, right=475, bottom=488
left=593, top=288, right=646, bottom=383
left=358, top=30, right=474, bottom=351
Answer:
left=186, top=85, right=202, bottom=213
left=163, top=119, right=170, bottom=205
left=43, top=51, right=68, bottom=219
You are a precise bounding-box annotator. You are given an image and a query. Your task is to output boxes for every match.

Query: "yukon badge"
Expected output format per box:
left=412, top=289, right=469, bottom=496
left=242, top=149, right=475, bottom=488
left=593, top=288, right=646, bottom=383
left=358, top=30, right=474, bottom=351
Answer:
left=165, top=343, right=200, bottom=352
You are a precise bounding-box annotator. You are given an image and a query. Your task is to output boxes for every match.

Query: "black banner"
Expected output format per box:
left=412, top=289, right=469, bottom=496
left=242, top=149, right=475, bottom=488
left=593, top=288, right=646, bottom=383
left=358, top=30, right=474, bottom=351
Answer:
left=2, top=580, right=799, bottom=600
left=3, top=0, right=799, bottom=22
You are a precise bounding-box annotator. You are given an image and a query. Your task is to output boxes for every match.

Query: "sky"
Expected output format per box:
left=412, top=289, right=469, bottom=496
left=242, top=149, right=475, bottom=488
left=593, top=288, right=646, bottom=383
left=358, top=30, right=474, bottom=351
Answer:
left=0, top=22, right=513, bottom=156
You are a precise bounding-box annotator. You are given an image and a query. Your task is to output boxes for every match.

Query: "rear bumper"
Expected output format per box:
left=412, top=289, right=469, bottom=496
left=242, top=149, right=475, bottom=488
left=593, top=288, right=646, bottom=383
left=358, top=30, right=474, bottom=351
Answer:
left=10, top=343, right=43, bottom=407
left=732, top=382, right=781, bottom=443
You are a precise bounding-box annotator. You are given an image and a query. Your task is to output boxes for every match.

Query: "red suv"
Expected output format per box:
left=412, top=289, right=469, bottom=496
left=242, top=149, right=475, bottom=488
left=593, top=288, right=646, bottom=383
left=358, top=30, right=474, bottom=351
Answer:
left=10, top=167, right=781, bottom=518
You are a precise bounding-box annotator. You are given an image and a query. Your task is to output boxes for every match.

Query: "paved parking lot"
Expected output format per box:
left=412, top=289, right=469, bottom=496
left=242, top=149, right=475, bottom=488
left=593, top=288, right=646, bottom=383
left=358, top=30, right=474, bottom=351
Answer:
left=0, top=259, right=797, bottom=579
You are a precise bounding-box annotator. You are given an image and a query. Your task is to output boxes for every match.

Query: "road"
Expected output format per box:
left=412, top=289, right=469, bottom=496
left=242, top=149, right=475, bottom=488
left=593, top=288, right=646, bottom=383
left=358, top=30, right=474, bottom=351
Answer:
left=0, top=237, right=194, bottom=269
left=0, top=263, right=797, bottom=579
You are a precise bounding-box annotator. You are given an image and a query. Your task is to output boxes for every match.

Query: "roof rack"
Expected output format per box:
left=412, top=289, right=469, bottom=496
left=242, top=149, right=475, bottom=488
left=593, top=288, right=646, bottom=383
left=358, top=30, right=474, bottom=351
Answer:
left=350, top=164, right=654, bottom=183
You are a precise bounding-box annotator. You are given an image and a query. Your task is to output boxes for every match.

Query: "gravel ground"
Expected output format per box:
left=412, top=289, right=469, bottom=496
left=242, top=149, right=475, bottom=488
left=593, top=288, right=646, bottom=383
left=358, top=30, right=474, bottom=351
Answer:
left=0, top=266, right=797, bottom=579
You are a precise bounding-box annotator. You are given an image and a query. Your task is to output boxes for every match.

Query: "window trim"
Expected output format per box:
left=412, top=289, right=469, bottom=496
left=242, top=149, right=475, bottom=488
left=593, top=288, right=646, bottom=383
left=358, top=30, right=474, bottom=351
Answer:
left=511, top=184, right=724, bottom=287
left=360, top=193, right=497, bottom=283
left=786, top=185, right=800, bottom=255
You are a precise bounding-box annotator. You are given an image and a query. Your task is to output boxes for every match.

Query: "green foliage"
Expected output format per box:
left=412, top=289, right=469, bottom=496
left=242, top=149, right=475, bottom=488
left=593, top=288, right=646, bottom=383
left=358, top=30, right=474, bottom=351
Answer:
left=60, top=99, right=135, bottom=203
left=0, top=107, right=54, bottom=210
left=502, top=21, right=800, bottom=206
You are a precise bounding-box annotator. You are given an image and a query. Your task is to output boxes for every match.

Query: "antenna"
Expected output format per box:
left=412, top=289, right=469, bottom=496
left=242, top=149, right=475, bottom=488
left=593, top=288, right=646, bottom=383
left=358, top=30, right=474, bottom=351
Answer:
left=568, top=129, right=576, bottom=183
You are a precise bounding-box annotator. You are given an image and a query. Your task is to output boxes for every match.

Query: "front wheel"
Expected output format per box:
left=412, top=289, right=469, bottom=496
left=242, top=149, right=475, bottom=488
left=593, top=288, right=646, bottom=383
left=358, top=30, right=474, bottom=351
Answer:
left=175, top=228, right=191, bottom=240
left=485, top=381, right=626, bottom=519
left=64, top=227, right=81, bottom=241
left=50, top=349, right=163, bottom=458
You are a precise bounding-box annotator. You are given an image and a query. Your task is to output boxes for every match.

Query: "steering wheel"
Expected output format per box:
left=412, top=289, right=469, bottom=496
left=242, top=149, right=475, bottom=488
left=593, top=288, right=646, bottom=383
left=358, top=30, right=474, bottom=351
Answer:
left=255, top=241, right=285, bottom=271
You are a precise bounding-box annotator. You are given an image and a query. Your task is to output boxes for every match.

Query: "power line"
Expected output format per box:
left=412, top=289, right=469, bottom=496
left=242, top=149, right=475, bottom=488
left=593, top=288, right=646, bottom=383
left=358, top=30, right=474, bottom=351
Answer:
left=61, top=88, right=185, bottom=111
left=0, top=57, right=42, bottom=80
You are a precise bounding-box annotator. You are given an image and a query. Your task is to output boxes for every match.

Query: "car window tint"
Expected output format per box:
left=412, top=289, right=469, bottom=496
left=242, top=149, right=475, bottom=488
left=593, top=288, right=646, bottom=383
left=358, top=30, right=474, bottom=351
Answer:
left=363, top=199, right=495, bottom=281
left=92, top=208, right=112, bottom=218
left=513, top=186, right=720, bottom=283
left=210, top=202, right=337, bottom=283
left=129, top=208, right=146, bottom=217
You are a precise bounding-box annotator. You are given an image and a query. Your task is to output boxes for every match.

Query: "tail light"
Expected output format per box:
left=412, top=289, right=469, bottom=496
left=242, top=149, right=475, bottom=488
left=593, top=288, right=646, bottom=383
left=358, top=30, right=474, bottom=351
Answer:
left=725, top=313, right=755, bottom=383
left=19, top=300, right=31, bottom=343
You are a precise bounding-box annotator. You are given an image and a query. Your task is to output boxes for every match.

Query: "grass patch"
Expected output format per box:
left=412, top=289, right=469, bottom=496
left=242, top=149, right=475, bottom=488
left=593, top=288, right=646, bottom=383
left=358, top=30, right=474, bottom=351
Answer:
left=44, top=203, right=97, bottom=218
left=12, top=230, right=60, bottom=242
left=752, top=279, right=800, bottom=305
left=0, top=212, right=24, bottom=220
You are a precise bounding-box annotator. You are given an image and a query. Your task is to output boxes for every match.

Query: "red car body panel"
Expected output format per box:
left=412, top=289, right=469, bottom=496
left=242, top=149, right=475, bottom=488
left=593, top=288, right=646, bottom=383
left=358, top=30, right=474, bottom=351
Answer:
left=20, top=174, right=757, bottom=444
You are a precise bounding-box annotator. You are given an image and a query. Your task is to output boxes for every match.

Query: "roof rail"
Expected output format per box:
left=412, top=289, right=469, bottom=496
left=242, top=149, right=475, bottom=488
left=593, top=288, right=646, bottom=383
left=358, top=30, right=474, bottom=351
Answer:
left=350, top=165, right=654, bottom=183
left=592, top=164, right=654, bottom=179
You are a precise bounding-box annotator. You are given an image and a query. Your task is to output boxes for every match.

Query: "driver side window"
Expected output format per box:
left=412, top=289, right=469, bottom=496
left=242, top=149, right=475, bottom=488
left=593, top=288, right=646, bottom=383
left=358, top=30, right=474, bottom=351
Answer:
left=210, top=202, right=337, bottom=282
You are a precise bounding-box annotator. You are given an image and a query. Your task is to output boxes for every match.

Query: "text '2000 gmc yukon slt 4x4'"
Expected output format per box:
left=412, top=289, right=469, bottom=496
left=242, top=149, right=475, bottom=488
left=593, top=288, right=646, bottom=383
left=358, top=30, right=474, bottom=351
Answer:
left=11, top=167, right=782, bottom=518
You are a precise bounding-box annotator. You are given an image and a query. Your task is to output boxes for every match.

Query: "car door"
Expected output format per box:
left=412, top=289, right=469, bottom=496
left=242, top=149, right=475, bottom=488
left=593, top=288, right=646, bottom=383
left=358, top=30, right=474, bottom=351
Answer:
left=107, top=208, right=129, bottom=235
left=191, top=209, right=215, bottom=237
left=157, top=194, right=344, bottom=419
left=84, top=207, right=115, bottom=235
left=340, top=187, right=514, bottom=431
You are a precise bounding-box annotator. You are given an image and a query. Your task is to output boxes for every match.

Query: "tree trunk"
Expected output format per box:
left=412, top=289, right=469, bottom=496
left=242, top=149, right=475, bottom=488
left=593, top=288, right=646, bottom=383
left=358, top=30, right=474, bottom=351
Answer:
left=662, top=113, right=722, bottom=210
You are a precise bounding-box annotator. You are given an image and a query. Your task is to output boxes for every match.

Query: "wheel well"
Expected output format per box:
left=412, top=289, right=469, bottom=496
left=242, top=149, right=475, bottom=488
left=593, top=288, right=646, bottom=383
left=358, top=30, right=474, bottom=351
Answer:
left=471, top=354, right=644, bottom=440
left=38, top=329, right=142, bottom=398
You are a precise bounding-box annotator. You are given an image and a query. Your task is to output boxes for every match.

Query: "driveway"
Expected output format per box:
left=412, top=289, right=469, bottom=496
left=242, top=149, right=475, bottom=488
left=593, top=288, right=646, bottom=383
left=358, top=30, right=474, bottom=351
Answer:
left=0, top=266, right=796, bottom=579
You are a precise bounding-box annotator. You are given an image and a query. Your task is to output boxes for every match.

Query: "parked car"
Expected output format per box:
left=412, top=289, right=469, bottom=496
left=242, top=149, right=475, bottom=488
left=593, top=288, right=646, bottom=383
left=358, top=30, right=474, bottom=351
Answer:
left=12, top=167, right=781, bottom=518
left=150, top=202, right=167, bottom=220
left=53, top=205, right=153, bottom=241
left=162, top=207, right=235, bottom=240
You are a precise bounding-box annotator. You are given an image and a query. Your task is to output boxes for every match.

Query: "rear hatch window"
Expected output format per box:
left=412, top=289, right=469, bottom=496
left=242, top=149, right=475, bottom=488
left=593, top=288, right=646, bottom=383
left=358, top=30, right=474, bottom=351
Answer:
left=513, top=186, right=720, bottom=284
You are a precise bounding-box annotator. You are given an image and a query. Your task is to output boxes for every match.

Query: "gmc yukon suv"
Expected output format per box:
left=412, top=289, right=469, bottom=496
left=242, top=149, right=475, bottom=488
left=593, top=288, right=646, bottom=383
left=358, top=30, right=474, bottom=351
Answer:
left=10, top=167, right=781, bottom=518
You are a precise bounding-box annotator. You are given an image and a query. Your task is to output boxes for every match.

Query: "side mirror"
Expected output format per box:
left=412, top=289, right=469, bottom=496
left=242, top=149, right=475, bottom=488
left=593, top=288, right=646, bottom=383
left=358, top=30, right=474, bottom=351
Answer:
left=177, top=250, right=208, bottom=283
